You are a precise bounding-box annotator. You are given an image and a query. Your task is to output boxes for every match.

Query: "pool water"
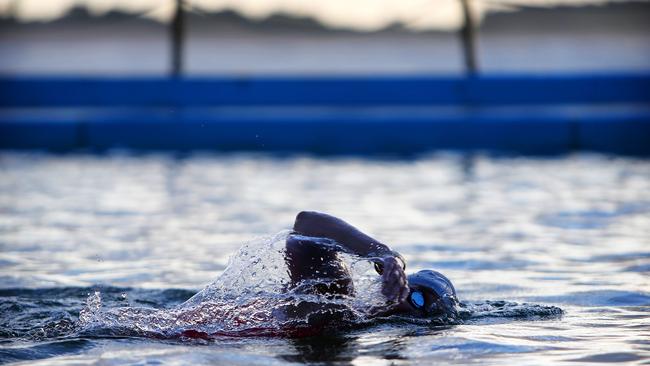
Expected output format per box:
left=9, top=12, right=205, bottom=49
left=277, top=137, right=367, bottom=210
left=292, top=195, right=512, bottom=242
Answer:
left=0, top=152, right=648, bottom=365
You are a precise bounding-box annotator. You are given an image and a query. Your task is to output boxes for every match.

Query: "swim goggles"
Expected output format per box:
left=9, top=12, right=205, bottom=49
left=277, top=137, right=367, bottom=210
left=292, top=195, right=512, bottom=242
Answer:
left=409, top=290, right=426, bottom=309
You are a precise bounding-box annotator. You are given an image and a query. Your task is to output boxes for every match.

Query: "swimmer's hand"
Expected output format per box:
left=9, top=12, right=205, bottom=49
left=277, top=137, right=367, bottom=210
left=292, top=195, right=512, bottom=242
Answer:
left=378, top=256, right=409, bottom=305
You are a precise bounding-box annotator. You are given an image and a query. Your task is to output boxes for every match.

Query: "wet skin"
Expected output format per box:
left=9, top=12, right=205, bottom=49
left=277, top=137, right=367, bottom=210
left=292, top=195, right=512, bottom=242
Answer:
left=285, top=211, right=459, bottom=322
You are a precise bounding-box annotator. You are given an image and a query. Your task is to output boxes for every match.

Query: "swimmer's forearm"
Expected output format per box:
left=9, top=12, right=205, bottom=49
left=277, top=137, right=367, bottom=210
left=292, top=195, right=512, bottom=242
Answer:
left=292, top=211, right=392, bottom=257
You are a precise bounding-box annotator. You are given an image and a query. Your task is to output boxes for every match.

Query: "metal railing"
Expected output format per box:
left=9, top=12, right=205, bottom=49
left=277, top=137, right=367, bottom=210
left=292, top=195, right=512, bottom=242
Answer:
left=170, top=0, right=185, bottom=77
left=459, top=0, right=478, bottom=76
left=167, top=0, right=480, bottom=78
left=7, top=0, right=639, bottom=78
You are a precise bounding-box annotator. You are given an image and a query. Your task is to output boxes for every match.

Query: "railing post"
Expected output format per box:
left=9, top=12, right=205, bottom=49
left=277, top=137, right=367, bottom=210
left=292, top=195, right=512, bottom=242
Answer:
left=459, top=0, right=478, bottom=76
left=170, top=0, right=185, bottom=77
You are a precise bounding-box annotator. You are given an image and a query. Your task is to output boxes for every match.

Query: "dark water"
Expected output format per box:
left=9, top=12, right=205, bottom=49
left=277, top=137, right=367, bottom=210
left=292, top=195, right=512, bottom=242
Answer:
left=0, top=152, right=648, bottom=365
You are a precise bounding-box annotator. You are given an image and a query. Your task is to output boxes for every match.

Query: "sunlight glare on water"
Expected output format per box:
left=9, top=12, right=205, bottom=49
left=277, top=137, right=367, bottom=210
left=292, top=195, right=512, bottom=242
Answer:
left=0, top=152, right=648, bottom=365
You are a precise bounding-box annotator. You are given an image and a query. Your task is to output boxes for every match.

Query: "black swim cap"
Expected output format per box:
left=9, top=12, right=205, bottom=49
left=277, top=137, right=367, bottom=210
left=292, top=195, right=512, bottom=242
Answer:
left=407, top=270, right=459, bottom=317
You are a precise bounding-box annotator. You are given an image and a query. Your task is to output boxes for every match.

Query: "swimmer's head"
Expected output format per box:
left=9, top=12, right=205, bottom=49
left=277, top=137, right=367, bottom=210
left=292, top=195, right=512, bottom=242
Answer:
left=398, top=270, right=460, bottom=319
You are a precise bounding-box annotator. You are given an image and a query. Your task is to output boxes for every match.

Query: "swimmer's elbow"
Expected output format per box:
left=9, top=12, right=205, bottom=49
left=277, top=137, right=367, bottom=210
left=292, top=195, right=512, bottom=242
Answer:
left=293, top=211, right=324, bottom=233
left=296, top=210, right=319, bottom=222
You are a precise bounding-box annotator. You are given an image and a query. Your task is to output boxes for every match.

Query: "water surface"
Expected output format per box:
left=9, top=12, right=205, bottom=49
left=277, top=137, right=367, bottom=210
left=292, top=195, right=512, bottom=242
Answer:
left=0, top=152, right=648, bottom=365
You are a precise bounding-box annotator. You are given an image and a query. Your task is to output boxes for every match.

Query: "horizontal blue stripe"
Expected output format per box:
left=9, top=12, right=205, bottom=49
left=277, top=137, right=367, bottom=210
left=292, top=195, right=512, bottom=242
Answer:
left=1, top=105, right=648, bottom=155
left=1, top=74, right=649, bottom=107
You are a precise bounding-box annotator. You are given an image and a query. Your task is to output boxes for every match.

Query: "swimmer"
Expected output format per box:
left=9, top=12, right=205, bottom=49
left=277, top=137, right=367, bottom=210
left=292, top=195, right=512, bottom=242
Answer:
left=284, top=211, right=460, bottom=323
left=77, top=211, right=461, bottom=338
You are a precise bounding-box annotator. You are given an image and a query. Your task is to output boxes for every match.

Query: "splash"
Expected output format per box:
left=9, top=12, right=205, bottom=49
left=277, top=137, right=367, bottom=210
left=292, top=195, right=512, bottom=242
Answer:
left=460, top=300, right=563, bottom=321
left=76, top=231, right=386, bottom=338
left=74, top=231, right=563, bottom=338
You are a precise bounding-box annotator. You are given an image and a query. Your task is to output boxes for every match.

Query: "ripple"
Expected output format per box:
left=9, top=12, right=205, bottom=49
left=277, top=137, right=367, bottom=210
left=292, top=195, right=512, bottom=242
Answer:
left=425, top=338, right=540, bottom=356
left=0, top=339, right=93, bottom=364
left=414, top=259, right=535, bottom=271
left=523, top=335, right=577, bottom=342
left=588, top=252, right=650, bottom=263
left=537, top=210, right=617, bottom=230
left=528, top=290, right=650, bottom=307
left=567, top=352, right=645, bottom=363
left=623, top=264, right=650, bottom=273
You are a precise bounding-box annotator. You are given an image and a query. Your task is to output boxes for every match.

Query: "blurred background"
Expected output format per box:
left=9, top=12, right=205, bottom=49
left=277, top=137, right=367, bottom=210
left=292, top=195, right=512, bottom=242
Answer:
left=0, top=0, right=649, bottom=75
left=1, top=2, right=649, bottom=365
left=1, top=0, right=649, bottom=155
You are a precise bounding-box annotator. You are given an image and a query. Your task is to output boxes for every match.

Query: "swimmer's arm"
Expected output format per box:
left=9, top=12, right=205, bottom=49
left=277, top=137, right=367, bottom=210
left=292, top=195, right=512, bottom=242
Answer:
left=292, top=211, right=392, bottom=258
left=291, top=211, right=409, bottom=305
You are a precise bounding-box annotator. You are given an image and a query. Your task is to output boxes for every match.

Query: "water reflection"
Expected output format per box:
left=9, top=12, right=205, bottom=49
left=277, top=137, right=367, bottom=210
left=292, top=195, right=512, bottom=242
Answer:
left=280, top=326, right=457, bottom=365
left=281, top=335, right=359, bottom=365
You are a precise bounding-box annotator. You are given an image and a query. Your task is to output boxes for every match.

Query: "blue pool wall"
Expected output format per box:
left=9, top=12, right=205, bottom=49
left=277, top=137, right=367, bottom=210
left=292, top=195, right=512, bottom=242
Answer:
left=1, top=74, right=649, bottom=155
